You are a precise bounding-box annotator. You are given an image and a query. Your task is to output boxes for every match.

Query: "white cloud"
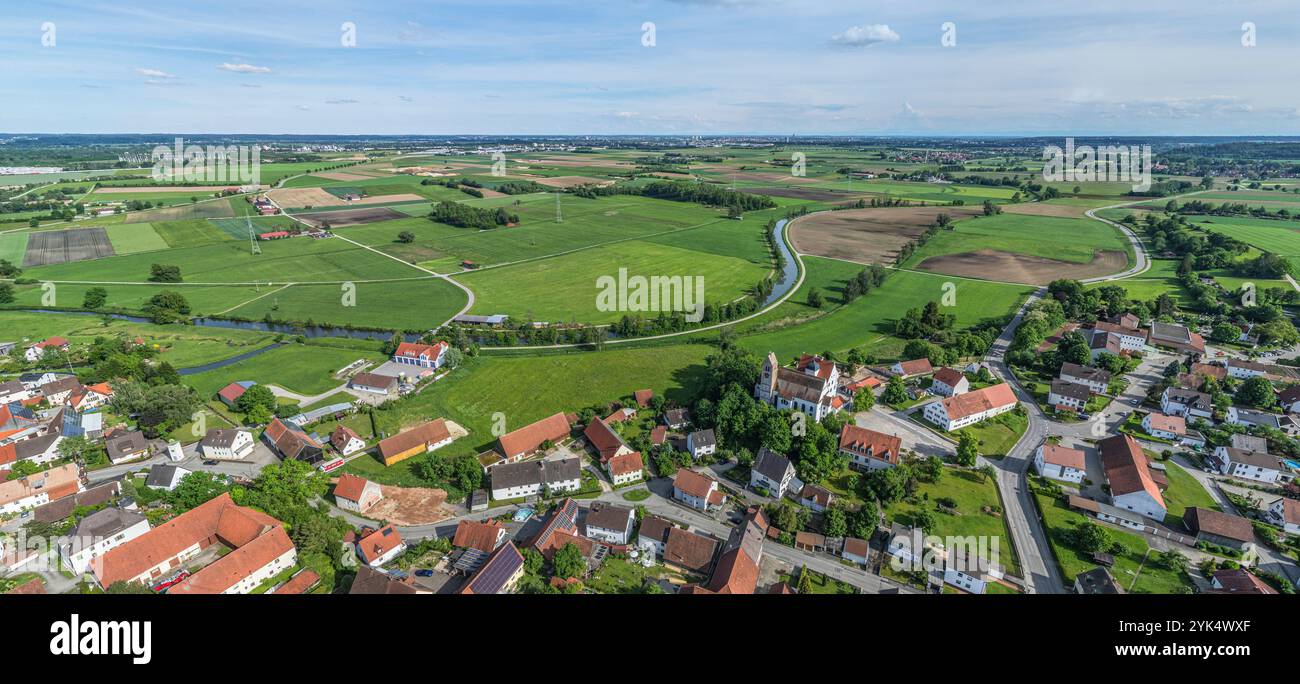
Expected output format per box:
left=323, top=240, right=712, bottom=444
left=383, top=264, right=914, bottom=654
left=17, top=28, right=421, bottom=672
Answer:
left=831, top=24, right=900, bottom=47
left=218, top=62, right=271, bottom=74
left=135, top=68, right=174, bottom=79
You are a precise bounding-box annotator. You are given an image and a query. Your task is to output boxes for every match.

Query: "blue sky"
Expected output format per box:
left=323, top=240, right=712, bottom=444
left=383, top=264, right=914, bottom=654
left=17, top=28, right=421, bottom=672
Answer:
left=3, top=0, right=1300, bottom=135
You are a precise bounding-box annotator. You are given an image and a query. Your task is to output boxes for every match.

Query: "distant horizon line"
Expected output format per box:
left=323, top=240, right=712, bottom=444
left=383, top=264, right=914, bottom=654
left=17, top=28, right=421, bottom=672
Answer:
left=6, top=132, right=1300, bottom=140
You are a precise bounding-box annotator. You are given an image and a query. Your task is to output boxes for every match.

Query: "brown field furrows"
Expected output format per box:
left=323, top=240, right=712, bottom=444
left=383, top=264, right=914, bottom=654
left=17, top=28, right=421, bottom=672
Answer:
left=789, top=206, right=983, bottom=264
left=914, top=249, right=1128, bottom=285
left=23, top=227, right=114, bottom=267
left=295, top=207, right=408, bottom=228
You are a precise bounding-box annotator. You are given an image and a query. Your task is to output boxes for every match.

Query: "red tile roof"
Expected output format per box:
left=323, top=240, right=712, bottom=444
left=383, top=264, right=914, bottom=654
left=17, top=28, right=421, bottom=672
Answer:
left=608, top=451, right=644, bottom=477
left=673, top=469, right=718, bottom=499
left=453, top=519, right=505, bottom=553
left=895, top=358, right=933, bottom=376
left=498, top=412, right=570, bottom=459
left=932, top=367, right=965, bottom=388
left=1098, top=435, right=1165, bottom=508
left=1039, top=444, right=1086, bottom=470
left=272, top=569, right=320, bottom=595
left=938, top=383, right=1017, bottom=421
left=170, top=525, right=295, bottom=594
left=633, top=389, right=654, bottom=407
left=332, top=474, right=371, bottom=503
left=393, top=341, right=447, bottom=361
left=330, top=425, right=362, bottom=452
left=217, top=382, right=249, bottom=403
left=357, top=524, right=405, bottom=565
left=838, top=424, right=902, bottom=465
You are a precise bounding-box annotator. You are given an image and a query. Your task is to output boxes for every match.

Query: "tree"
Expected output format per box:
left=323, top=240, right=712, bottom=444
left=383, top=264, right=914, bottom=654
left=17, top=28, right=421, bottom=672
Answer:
left=397, top=231, right=416, bottom=243
left=853, top=387, right=875, bottom=411
left=921, top=455, right=944, bottom=482
left=0, top=283, right=13, bottom=305
left=235, top=383, right=277, bottom=415
left=807, top=289, right=824, bottom=309
left=523, top=548, right=545, bottom=575
left=83, top=287, right=109, bottom=309
left=1158, top=548, right=1190, bottom=574
left=1236, top=376, right=1276, bottom=409
left=823, top=505, right=847, bottom=538
left=882, top=375, right=908, bottom=405
left=1210, top=322, right=1241, bottom=343
left=552, top=542, right=586, bottom=580
left=1070, top=521, right=1112, bottom=554
left=144, top=290, right=191, bottom=324
left=148, top=263, right=183, bottom=283
left=956, top=433, right=980, bottom=467
left=166, top=472, right=230, bottom=512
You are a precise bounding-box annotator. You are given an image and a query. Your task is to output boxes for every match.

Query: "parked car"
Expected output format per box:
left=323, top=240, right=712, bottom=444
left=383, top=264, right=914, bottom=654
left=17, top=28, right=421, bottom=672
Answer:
left=415, top=569, right=434, bottom=577
left=152, top=571, right=190, bottom=593
left=203, top=460, right=218, bottom=466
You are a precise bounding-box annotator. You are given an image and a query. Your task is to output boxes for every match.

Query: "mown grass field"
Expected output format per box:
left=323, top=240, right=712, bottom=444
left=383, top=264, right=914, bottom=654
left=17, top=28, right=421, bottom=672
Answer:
left=1192, top=215, right=1300, bottom=271
left=1087, top=258, right=1191, bottom=303
left=222, top=278, right=466, bottom=330
left=103, top=223, right=169, bottom=254
left=182, top=340, right=385, bottom=398
left=904, top=213, right=1130, bottom=266
left=456, top=239, right=769, bottom=324
left=735, top=264, right=1033, bottom=360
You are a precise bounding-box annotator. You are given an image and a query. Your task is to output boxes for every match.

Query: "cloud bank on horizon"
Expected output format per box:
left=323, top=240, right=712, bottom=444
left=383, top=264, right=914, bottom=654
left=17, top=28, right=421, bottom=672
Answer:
left=3, top=0, right=1299, bottom=135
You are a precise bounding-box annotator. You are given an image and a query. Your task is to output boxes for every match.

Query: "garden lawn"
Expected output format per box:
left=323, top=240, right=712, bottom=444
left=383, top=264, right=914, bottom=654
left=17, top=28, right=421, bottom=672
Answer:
left=182, top=341, right=384, bottom=398
left=1159, top=460, right=1220, bottom=527
left=1034, top=492, right=1194, bottom=594
left=883, top=468, right=1022, bottom=577
left=950, top=410, right=1028, bottom=459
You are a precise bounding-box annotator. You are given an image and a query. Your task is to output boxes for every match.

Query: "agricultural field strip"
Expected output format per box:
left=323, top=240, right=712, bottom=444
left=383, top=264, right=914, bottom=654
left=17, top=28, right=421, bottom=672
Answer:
left=479, top=219, right=807, bottom=350
left=448, top=213, right=741, bottom=279
left=327, top=231, right=476, bottom=327
left=0, top=192, right=253, bottom=235
left=210, top=283, right=295, bottom=315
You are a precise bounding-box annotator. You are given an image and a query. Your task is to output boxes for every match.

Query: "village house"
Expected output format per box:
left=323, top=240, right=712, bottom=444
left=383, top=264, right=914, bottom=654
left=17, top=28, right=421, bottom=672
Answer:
left=377, top=418, right=454, bottom=466
left=333, top=473, right=383, bottom=513
left=330, top=426, right=367, bottom=456
left=0, top=380, right=33, bottom=405
left=1224, top=358, right=1300, bottom=383
left=1160, top=387, right=1214, bottom=420
left=1048, top=379, right=1090, bottom=414
left=1098, top=434, right=1166, bottom=521
left=263, top=418, right=325, bottom=464
left=200, top=428, right=254, bottom=460
left=459, top=542, right=525, bottom=595
left=453, top=518, right=507, bottom=553
left=1278, top=386, right=1300, bottom=414
left=1183, top=507, right=1255, bottom=551
left=95, top=492, right=295, bottom=594
left=663, top=526, right=719, bottom=574
left=105, top=430, right=151, bottom=465
left=798, top=483, right=834, bottom=512
left=349, top=565, right=420, bottom=595
left=1147, top=321, right=1205, bottom=356
left=145, top=464, right=191, bottom=492
left=39, top=376, right=83, bottom=406
left=1226, top=406, right=1282, bottom=431
left=60, top=508, right=151, bottom=575
left=216, top=381, right=255, bottom=408
left=749, top=447, right=796, bottom=497
left=838, top=424, right=902, bottom=471
left=1074, top=566, right=1123, bottom=594
left=1059, top=362, right=1111, bottom=395
left=348, top=372, right=399, bottom=396
left=636, top=515, right=674, bottom=558
left=1033, top=443, right=1086, bottom=484
left=3, top=433, right=61, bottom=468
left=1086, top=321, right=1147, bottom=352
left=495, top=412, right=571, bottom=463
left=355, top=524, right=406, bottom=567
left=673, top=468, right=726, bottom=511
left=686, top=428, right=716, bottom=459
left=24, top=337, right=70, bottom=362
left=842, top=537, right=870, bottom=566
left=754, top=352, right=844, bottom=421
left=1088, top=332, right=1124, bottom=361
left=928, top=367, right=969, bottom=396
left=392, top=340, right=448, bottom=370
left=1142, top=412, right=1186, bottom=441
left=1209, top=444, right=1287, bottom=484
left=944, top=547, right=1002, bottom=595
left=922, top=383, right=1018, bottom=431
left=891, top=358, right=934, bottom=378
left=1266, top=497, right=1300, bottom=535
left=1208, top=568, right=1277, bottom=595
left=704, top=510, right=765, bottom=594
left=584, top=416, right=632, bottom=463
left=584, top=502, right=635, bottom=545
left=662, top=408, right=690, bottom=430
left=69, top=382, right=113, bottom=411
left=489, top=457, right=581, bottom=500
left=605, top=450, right=644, bottom=486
